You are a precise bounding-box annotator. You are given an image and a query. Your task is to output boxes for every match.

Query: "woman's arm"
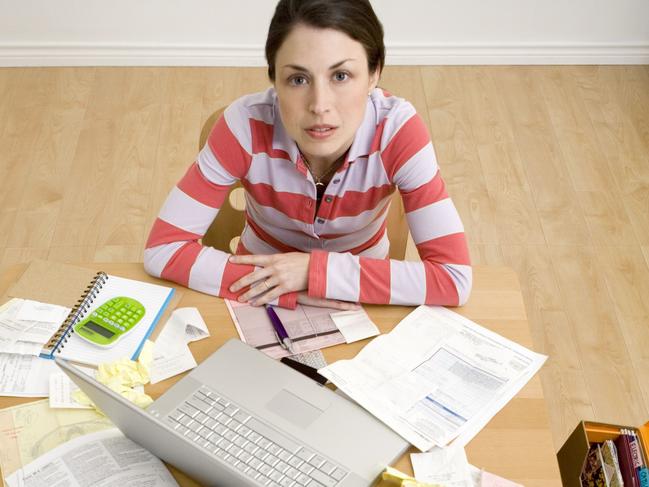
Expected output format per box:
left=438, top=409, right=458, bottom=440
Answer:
left=307, top=112, right=472, bottom=307
left=143, top=112, right=300, bottom=308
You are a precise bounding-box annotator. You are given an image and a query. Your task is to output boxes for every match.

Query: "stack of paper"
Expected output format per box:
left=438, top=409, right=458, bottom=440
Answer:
left=320, top=305, right=547, bottom=451
left=0, top=298, right=70, bottom=397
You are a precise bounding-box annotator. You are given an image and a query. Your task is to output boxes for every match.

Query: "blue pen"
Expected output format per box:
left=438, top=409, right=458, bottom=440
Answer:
left=265, top=304, right=295, bottom=353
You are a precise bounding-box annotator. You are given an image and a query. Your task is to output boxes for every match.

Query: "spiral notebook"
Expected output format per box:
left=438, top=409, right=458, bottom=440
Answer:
left=4, top=260, right=175, bottom=366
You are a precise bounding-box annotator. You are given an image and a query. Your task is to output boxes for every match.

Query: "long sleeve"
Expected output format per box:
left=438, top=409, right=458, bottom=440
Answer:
left=307, top=112, right=472, bottom=307
left=143, top=110, right=297, bottom=308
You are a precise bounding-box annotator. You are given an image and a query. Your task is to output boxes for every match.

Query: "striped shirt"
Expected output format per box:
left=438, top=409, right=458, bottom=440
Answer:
left=144, top=87, right=471, bottom=308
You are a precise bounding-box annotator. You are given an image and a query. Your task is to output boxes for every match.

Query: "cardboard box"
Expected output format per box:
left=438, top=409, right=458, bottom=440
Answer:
left=557, top=420, right=649, bottom=486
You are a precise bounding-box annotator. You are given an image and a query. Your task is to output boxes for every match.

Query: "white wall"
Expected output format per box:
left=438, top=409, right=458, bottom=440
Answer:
left=1, top=0, right=648, bottom=66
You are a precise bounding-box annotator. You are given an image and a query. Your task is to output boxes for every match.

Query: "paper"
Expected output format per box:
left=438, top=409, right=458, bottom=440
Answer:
left=330, top=309, right=380, bottom=343
left=411, top=447, right=473, bottom=486
left=16, top=299, right=69, bottom=324
left=71, top=341, right=155, bottom=411
left=0, top=353, right=59, bottom=397
left=226, top=299, right=348, bottom=358
left=0, top=298, right=67, bottom=355
left=381, top=466, right=443, bottom=486
left=49, top=367, right=96, bottom=409
left=5, top=428, right=179, bottom=487
left=320, top=305, right=547, bottom=451
left=0, top=399, right=113, bottom=479
left=150, top=307, right=210, bottom=384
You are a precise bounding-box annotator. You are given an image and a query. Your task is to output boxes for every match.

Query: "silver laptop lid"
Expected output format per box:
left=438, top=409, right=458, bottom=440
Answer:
left=55, top=339, right=409, bottom=487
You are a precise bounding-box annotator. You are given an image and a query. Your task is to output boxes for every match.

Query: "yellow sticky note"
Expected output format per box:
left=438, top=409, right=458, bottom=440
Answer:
left=78, top=340, right=156, bottom=413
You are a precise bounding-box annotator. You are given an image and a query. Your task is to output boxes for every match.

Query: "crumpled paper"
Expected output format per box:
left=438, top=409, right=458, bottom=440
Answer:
left=381, top=467, right=443, bottom=487
left=72, top=340, right=155, bottom=411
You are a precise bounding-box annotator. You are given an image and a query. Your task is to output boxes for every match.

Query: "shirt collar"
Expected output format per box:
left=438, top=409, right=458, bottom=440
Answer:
left=345, top=91, right=378, bottom=164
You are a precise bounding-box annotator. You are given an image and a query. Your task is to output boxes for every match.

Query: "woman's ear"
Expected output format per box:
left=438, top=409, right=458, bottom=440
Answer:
left=368, top=68, right=381, bottom=93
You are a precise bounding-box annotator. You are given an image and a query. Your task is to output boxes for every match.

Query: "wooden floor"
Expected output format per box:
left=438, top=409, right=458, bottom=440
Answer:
left=1, top=65, right=648, bottom=451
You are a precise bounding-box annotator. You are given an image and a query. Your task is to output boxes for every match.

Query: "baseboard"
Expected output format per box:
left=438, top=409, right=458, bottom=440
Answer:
left=1, top=42, right=648, bottom=66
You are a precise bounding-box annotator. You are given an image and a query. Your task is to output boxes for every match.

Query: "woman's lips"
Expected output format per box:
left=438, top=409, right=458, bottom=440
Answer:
left=305, top=125, right=337, bottom=140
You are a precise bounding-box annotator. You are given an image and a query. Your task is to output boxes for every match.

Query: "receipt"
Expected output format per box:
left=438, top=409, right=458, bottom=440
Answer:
left=150, top=308, right=210, bottom=384
left=411, top=447, right=473, bottom=487
left=330, top=309, right=380, bottom=343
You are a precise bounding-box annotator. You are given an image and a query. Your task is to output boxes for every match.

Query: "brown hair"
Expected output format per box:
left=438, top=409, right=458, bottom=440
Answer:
left=265, top=0, right=385, bottom=81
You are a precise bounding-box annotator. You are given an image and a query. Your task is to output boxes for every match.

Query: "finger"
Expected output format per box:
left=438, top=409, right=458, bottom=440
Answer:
left=297, top=294, right=360, bottom=311
left=250, top=285, right=284, bottom=307
left=229, top=254, right=272, bottom=266
left=230, top=267, right=272, bottom=293
left=238, top=278, right=277, bottom=302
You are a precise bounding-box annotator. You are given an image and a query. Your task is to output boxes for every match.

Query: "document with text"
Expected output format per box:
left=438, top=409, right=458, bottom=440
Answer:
left=320, top=305, right=547, bottom=451
left=5, top=428, right=178, bottom=487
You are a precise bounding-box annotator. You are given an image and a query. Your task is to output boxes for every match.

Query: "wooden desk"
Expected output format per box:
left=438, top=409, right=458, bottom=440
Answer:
left=0, top=263, right=561, bottom=486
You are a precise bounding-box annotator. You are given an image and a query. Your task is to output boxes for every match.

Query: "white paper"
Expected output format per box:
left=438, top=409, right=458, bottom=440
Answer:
left=320, top=305, right=547, bottom=451
left=150, top=307, right=209, bottom=384
left=411, top=447, right=473, bottom=486
left=16, top=299, right=69, bottom=324
left=0, top=354, right=60, bottom=397
left=330, top=309, right=380, bottom=343
left=0, top=298, right=68, bottom=354
left=49, top=368, right=96, bottom=409
left=5, top=428, right=179, bottom=487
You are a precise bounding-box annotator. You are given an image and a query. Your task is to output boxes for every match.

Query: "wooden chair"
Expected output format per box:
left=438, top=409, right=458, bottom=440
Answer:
left=199, top=108, right=410, bottom=259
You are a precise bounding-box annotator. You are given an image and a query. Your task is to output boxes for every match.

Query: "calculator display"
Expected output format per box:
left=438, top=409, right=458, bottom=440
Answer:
left=83, top=321, right=115, bottom=338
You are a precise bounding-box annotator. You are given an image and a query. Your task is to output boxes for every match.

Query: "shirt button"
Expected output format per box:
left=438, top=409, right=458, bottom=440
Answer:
left=317, top=218, right=325, bottom=224
left=324, top=196, right=333, bottom=203
left=332, top=179, right=340, bottom=184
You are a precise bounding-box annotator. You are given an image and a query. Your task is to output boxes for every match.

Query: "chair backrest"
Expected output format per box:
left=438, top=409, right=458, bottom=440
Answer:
left=199, top=108, right=409, bottom=260
left=199, top=107, right=246, bottom=254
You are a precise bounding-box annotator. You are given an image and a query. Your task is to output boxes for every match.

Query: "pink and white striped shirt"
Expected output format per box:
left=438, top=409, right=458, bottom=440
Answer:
left=144, top=87, right=471, bottom=309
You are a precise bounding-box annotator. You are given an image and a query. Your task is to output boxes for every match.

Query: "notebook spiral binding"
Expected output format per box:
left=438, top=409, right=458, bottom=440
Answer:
left=44, top=271, right=108, bottom=354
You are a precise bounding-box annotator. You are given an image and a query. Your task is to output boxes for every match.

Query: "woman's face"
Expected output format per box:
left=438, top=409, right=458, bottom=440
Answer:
left=273, top=24, right=379, bottom=167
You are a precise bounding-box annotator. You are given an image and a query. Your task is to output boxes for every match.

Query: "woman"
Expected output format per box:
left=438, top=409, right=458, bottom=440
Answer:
left=144, top=0, right=471, bottom=310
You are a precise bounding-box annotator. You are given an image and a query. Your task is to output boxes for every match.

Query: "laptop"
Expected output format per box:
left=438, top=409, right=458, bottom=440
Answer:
left=55, top=338, right=409, bottom=487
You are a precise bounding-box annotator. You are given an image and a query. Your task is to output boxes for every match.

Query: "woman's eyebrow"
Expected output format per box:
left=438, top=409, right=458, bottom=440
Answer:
left=281, top=59, right=356, bottom=73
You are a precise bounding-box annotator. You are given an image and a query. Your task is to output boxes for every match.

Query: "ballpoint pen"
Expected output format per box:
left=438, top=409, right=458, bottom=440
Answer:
left=265, top=304, right=295, bottom=353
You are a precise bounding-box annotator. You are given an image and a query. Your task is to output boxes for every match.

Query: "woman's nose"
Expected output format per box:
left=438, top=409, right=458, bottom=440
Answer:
left=308, top=83, right=332, bottom=115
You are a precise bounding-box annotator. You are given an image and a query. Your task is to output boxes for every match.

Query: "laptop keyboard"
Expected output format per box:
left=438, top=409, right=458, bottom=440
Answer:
left=164, top=385, right=349, bottom=487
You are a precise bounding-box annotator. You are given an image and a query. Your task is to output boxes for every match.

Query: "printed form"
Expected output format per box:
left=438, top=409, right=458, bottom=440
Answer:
left=5, top=428, right=178, bottom=487
left=320, top=305, right=547, bottom=451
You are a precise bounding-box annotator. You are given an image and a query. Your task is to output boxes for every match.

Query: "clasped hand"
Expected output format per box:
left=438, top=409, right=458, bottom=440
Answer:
left=229, top=252, right=358, bottom=310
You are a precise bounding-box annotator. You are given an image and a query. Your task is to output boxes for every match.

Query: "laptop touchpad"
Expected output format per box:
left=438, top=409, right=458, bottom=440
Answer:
left=266, top=389, right=324, bottom=428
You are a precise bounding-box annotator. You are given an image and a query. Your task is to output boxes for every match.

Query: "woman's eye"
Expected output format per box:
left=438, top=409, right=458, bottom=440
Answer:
left=289, top=75, right=308, bottom=86
left=334, top=72, right=349, bottom=82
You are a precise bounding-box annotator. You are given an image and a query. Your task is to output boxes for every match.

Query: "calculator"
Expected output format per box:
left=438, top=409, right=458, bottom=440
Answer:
left=73, top=297, right=146, bottom=347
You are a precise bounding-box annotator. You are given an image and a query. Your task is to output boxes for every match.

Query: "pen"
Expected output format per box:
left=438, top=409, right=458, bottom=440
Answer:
left=265, top=304, right=295, bottom=353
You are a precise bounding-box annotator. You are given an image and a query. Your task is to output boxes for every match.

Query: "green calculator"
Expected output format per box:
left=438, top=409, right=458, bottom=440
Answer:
left=73, top=296, right=146, bottom=347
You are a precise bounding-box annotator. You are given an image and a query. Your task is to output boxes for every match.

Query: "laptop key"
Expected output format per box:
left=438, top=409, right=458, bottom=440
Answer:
left=330, top=468, right=347, bottom=481
left=309, top=455, right=325, bottom=468
left=296, top=448, right=314, bottom=462
left=320, top=461, right=336, bottom=475
left=309, top=468, right=338, bottom=487
left=296, top=473, right=310, bottom=485
left=234, top=411, right=250, bottom=423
